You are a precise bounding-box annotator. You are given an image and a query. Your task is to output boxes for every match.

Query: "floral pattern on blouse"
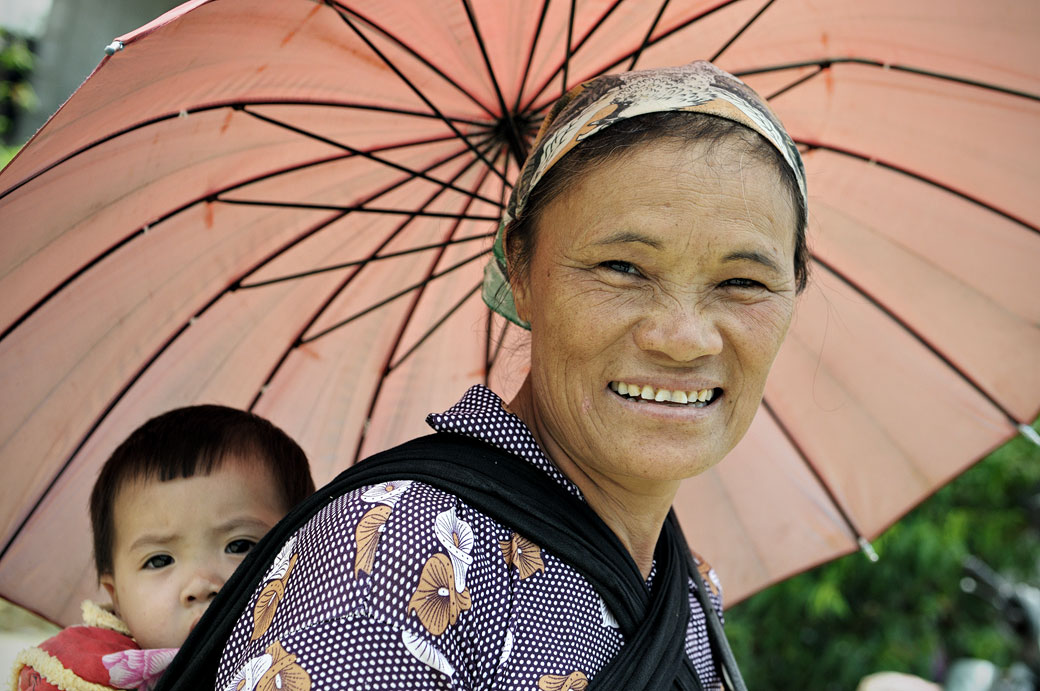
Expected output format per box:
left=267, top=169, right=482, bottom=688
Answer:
left=216, top=385, right=724, bottom=690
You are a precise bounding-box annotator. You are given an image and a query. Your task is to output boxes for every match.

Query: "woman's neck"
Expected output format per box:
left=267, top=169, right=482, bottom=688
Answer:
left=505, top=379, right=679, bottom=580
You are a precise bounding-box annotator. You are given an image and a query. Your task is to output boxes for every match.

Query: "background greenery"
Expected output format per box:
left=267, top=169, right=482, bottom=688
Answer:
left=0, top=27, right=36, bottom=168
left=725, top=421, right=1040, bottom=689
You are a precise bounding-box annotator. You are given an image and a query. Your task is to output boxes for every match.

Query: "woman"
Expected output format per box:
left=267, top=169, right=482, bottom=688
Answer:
left=160, top=61, right=807, bottom=691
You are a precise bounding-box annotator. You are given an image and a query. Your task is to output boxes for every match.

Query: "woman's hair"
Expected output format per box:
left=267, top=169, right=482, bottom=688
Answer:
left=504, top=111, right=810, bottom=293
left=89, top=405, right=315, bottom=577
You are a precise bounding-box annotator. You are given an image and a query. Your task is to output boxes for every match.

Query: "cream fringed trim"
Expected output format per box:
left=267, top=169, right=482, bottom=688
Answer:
left=10, top=646, right=116, bottom=691
left=80, top=601, right=131, bottom=636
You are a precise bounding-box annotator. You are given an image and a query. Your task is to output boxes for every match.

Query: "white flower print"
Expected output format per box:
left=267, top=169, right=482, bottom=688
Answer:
left=401, top=630, right=455, bottom=677
left=264, top=535, right=297, bottom=583
left=223, top=653, right=272, bottom=691
left=434, top=507, right=474, bottom=592
left=599, top=596, right=619, bottom=629
left=360, top=480, right=414, bottom=508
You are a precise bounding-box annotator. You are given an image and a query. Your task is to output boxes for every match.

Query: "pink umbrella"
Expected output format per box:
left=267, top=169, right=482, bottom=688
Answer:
left=1, top=0, right=1038, bottom=626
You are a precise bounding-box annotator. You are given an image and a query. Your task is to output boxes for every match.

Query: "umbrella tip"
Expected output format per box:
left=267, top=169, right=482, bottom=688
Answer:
left=1018, top=423, right=1040, bottom=447
left=857, top=537, right=879, bottom=562
left=104, top=40, right=124, bottom=56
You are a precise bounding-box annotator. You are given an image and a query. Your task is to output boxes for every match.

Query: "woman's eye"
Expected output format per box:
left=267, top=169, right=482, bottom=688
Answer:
left=143, top=555, right=173, bottom=570
left=601, top=260, right=640, bottom=276
left=226, top=539, right=256, bottom=555
left=721, top=277, right=765, bottom=289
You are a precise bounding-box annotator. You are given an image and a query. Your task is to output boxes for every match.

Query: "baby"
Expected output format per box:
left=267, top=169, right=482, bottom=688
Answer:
left=12, top=405, right=314, bottom=691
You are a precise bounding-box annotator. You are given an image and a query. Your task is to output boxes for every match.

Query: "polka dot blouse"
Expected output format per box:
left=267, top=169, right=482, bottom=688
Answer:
left=216, top=385, right=724, bottom=690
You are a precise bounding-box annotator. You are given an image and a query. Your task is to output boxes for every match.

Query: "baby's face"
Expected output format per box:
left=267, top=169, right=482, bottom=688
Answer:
left=101, top=461, right=286, bottom=649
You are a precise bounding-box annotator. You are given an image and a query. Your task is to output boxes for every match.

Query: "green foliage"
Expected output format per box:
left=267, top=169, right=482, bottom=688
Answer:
left=725, top=421, right=1040, bottom=690
left=0, top=26, right=36, bottom=147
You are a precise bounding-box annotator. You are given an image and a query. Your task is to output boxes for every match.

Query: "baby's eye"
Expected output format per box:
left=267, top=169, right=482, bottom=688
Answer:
left=143, top=555, right=173, bottom=570
left=226, top=539, right=256, bottom=555
left=601, top=260, right=641, bottom=276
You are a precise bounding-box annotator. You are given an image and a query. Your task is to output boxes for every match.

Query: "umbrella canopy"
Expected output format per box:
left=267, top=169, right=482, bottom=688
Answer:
left=1, top=0, right=1038, bottom=626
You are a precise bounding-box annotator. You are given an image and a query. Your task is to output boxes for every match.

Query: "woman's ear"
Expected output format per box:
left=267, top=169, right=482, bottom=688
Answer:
left=502, top=226, right=532, bottom=325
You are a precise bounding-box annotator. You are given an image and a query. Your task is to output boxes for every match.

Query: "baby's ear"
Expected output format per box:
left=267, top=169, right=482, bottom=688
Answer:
left=99, top=574, right=118, bottom=609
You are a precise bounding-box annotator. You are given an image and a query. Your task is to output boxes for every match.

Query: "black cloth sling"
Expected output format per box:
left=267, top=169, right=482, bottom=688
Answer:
left=157, top=432, right=744, bottom=690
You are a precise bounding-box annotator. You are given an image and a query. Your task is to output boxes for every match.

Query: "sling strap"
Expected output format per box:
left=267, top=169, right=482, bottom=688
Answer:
left=158, top=433, right=742, bottom=690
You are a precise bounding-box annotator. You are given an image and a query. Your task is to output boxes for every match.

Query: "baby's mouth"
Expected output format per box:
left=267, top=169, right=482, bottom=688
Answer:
left=609, top=381, right=722, bottom=407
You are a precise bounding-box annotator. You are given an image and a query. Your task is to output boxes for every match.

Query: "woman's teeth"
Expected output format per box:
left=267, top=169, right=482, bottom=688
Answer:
left=609, top=382, right=717, bottom=406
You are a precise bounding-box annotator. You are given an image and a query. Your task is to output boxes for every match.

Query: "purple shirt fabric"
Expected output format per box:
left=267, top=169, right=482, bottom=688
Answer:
left=216, top=385, right=724, bottom=690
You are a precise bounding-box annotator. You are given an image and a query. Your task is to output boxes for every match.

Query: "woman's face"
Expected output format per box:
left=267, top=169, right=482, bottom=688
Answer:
left=511, top=135, right=798, bottom=485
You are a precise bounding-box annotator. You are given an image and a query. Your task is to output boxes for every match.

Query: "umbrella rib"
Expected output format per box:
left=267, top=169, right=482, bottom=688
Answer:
left=327, top=1, right=497, bottom=119
left=0, top=101, right=486, bottom=203
left=520, top=0, right=628, bottom=114
left=459, top=0, right=529, bottom=163
left=523, top=0, right=742, bottom=113
left=328, top=3, right=511, bottom=186
left=1, top=142, right=496, bottom=559
left=798, top=140, right=1040, bottom=235
left=299, top=248, right=490, bottom=346
left=734, top=58, right=1040, bottom=103
left=246, top=140, right=501, bottom=411
left=709, top=0, right=776, bottom=63
left=237, top=231, right=495, bottom=289
left=810, top=255, right=1028, bottom=427
left=562, top=0, right=577, bottom=96
left=0, top=134, right=482, bottom=345
left=765, top=66, right=825, bottom=101
left=350, top=161, right=496, bottom=460
left=387, top=281, right=483, bottom=374
left=240, top=107, right=502, bottom=207
left=759, top=399, right=866, bottom=543
left=214, top=198, right=499, bottom=222
left=512, top=0, right=552, bottom=114
left=626, top=0, right=671, bottom=71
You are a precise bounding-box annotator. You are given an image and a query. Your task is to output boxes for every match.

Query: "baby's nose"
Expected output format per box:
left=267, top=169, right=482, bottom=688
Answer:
left=181, top=569, right=222, bottom=604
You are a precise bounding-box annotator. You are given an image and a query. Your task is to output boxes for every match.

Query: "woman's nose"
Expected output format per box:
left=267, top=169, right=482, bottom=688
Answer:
left=180, top=567, right=223, bottom=605
left=634, top=301, right=723, bottom=362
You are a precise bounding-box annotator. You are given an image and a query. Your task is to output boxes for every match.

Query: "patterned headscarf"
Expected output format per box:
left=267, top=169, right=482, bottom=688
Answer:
left=482, top=60, right=807, bottom=328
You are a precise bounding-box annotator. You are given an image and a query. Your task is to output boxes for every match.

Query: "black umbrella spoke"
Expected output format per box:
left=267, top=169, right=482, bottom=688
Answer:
left=799, top=141, right=1040, bottom=235
left=329, top=4, right=511, bottom=187
left=513, top=0, right=552, bottom=114
left=709, top=0, right=776, bottom=63
left=386, top=282, right=483, bottom=374
left=299, top=247, right=490, bottom=345
left=734, top=58, right=1040, bottom=103
left=764, top=66, right=825, bottom=101
left=627, top=0, right=671, bottom=71
left=520, top=0, right=628, bottom=114
left=238, top=231, right=495, bottom=289
left=759, top=399, right=867, bottom=549
left=569, top=0, right=742, bottom=102
left=235, top=137, right=499, bottom=290
left=215, top=198, right=499, bottom=222
left=327, top=1, right=496, bottom=120
left=562, top=0, right=577, bottom=98
left=460, top=0, right=529, bottom=163
left=240, top=107, right=502, bottom=208
left=809, top=256, right=1026, bottom=427
left=247, top=140, right=500, bottom=411
left=0, top=101, right=483, bottom=204
left=486, top=316, right=512, bottom=376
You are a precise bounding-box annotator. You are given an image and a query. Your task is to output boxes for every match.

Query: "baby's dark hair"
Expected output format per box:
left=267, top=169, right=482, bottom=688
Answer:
left=89, top=405, right=314, bottom=577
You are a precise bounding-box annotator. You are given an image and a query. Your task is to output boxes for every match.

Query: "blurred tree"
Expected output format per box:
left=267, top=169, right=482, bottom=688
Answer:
left=725, top=421, right=1040, bottom=690
left=0, top=27, right=37, bottom=167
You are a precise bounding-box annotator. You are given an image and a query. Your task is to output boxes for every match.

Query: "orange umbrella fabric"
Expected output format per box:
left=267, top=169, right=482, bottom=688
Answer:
left=1, top=0, right=1038, bottom=626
